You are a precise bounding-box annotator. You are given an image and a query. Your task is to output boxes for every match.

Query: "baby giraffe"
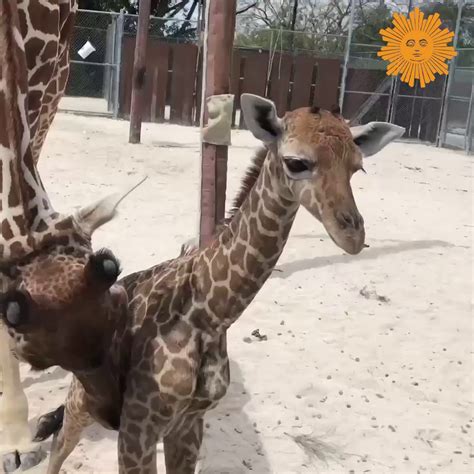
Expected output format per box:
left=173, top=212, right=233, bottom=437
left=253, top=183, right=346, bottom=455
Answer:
left=2, top=94, right=404, bottom=474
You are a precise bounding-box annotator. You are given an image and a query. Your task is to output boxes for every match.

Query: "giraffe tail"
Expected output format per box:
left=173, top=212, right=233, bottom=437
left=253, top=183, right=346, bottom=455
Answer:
left=33, top=405, right=65, bottom=441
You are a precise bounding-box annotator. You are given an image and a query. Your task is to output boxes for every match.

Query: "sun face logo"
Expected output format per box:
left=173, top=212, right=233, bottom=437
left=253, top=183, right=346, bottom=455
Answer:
left=378, top=8, right=457, bottom=88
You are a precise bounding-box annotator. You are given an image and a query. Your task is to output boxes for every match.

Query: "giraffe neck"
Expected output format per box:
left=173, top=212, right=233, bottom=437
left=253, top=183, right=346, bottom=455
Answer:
left=198, top=150, right=299, bottom=331
left=0, top=0, right=58, bottom=262
left=20, top=0, right=77, bottom=163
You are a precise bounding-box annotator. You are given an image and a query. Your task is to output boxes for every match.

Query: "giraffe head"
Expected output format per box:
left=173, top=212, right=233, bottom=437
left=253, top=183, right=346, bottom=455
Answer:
left=0, top=184, right=141, bottom=372
left=241, top=94, right=404, bottom=255
left=0, top=0, right=136, bottom=373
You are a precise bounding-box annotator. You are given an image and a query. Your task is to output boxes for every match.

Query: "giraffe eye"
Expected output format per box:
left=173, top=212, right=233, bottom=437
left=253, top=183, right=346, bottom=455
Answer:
left=283, top=157, right=315, bottom=180
left=87, top=249, right=121, bottom=286
left=1, top=291, right=30, bottom=327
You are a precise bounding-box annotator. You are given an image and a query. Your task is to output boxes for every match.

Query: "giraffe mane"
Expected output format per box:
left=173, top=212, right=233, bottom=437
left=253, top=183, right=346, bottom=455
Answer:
left=226, top=146, right=268, bottom=222
left=178, top=147, right=269, bottom=257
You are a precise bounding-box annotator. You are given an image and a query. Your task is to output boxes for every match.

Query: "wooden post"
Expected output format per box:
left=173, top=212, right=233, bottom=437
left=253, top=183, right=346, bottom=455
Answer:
left=199, top=0, right=237, bottom=247
left=129, top=0, right=151, bottom=144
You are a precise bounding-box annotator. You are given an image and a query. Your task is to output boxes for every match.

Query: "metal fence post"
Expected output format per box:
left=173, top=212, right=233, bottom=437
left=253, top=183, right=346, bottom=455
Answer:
left=437, top=0, right=464, bottom=147
left=465, top=84, right=473, bottom=154
left=339, top=0, right=355, bottom=111
left=113, top=9, right=125, bottom=119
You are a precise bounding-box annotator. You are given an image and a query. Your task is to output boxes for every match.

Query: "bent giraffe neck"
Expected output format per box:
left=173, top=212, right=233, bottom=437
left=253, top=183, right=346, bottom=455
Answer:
left=72, top=299, right=131, bottom=429
left=0, top=0, right=57, bottom=262
left=195, top=150, right=298, bottom=331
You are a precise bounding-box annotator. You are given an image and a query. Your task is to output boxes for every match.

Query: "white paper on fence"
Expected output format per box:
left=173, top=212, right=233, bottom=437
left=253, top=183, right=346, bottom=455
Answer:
left=78, top=41, right=96, bottom=59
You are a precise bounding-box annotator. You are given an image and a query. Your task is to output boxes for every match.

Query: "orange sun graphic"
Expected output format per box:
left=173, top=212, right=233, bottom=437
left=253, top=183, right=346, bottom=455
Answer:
left=378, top=7, right=457, bottom=88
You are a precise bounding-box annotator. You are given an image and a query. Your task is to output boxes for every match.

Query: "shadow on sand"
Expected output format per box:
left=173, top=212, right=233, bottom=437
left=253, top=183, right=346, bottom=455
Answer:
left=273, top=238, right=456, bottom=279
left=199, top=359, right=271, bottom=474
left=34, top=360, right=271, bottom=473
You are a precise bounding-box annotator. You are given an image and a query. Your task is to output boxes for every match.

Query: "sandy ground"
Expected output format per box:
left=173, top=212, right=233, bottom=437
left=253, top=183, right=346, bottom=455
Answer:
left=2, top=112, right=473, bottom=473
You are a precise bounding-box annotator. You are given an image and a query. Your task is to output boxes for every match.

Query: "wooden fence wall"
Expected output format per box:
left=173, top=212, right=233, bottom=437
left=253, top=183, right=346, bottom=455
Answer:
left=119, top=37, right=342, bottom=126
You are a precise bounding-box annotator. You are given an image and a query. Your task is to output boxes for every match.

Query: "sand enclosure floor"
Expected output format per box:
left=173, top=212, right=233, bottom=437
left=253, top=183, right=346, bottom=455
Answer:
left=6, top=113, right=473, bottom=473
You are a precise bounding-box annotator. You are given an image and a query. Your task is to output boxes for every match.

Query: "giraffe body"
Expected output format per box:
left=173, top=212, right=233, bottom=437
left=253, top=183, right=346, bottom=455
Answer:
left=6, top=95, right=404, bottom=473
left=0, top=2, right=140, bottom=471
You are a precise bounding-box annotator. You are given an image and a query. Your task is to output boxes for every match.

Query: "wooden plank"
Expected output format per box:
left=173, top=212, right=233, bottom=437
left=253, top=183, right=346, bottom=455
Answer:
left=119, top=36, right=135, bottom=117
left=141, top=40, right=154, bottom=122
left=314, top=58, right=341, bottom=110
left=150, top=41, right=169, bottom=122
left=239, top=50, right=268, bottom=127
left=290, top=54, right=314, bottom=109
left=268, top=52, right=292, bottom=116
left=170, top=43, right=198, bottom=125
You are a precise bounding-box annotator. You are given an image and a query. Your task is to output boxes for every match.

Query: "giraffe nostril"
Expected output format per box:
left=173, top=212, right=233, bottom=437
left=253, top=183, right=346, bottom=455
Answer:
left=336, top=211, right=355, bottom=229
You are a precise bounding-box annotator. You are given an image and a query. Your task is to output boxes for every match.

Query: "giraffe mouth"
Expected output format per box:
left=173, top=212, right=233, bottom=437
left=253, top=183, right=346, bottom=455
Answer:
left=330, top=231, right=365, bottom=255
left=323, top=220, right=365, bottom=255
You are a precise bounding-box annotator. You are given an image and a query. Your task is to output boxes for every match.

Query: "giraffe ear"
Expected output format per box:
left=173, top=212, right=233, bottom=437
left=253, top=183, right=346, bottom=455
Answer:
left=240, top=94, right=282, bottom=143
left=351, top=122, right=405, bottom=157
left=74, top=176, right=147, bottom=235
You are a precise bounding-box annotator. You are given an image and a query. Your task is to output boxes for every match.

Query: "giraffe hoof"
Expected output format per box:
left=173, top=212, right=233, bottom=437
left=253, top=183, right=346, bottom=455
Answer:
left=34, top=405, right=65, bottom=442
left=2, top=452, right=20, bottom=473
left=19, top=447, right=46, bottom=471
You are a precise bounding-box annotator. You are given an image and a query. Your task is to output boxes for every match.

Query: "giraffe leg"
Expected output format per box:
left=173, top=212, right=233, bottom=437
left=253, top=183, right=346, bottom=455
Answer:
left=117, top=396, right=162, bottom=474
left=0, top=326, right=45, bottom=472
left=163, top=416, right=204, bottom=474
left=46, top=397, right=92, bottom=474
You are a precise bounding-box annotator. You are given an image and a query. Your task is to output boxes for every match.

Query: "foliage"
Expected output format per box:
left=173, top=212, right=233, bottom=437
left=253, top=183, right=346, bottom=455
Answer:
left=78, top=0, right=201, bottom=40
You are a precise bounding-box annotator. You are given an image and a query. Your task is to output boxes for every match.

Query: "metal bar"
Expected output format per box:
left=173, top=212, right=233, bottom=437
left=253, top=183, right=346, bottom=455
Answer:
left=444, top=96, right=471, bottom=102
left=339, top=0, right=356, bottom=110
left=104, top=17, right=116, bottom=111
left=437, top=0, right=464, bottom=147
left=465, top=84, right=473, bottom=153
left=257, top=27, right=347, bottom=39
left=386, top=76, right=396, bottom=122
left=70, top=60, right=118, bottom=67
left=350, top=43, right=384, bottom=48
left=113, top=9, right=125, bottom=119
left=344, top=90, right=449, bottom=102
left=198, top=0, right=237, bottom=247
left=344, top=90, right=392, bottom=97
left=76, top=9, right=119, bottom=15
left=389, top=77, right=400, bottom=123
left=129, top=0, right=151, bottom=144
left=77, top=8, right=197, bottom=24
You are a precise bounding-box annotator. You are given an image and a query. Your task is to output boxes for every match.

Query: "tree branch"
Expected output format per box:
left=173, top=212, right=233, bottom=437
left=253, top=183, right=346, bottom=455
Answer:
left=237, top=2, right=257, bottom=15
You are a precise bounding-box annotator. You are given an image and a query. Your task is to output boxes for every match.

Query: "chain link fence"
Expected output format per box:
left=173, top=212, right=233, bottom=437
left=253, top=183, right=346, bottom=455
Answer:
left=439, top=1, right=473, bottom=153
left=60, top=9, right=198, bottom=117
left=340, top=0, right=473, bottom=151
left=62, top=2, right=472, bottom=153
left=61, top=9, right=123, bottom=116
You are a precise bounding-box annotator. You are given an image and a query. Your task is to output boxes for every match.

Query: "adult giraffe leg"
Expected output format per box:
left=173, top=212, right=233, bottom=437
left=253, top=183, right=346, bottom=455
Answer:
left=46, top=389, right=92, bottom=474
left=0, top=326, right=44, bottom=472
left=163, top=416, right=204, bottom=474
